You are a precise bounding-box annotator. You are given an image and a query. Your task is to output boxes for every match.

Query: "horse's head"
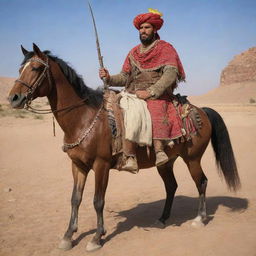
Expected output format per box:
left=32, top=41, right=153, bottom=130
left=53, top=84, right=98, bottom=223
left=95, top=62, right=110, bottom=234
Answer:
left=8, top=43, right=52, bottom=109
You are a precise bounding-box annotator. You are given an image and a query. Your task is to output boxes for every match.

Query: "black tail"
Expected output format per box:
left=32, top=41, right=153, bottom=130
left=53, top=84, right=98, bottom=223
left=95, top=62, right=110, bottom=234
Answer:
left=202, top=107, right=241, bottom=191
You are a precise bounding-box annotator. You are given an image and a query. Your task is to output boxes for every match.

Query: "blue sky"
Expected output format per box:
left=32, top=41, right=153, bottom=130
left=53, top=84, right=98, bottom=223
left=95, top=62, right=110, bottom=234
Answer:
left=0, top=0, right=255, bottom=95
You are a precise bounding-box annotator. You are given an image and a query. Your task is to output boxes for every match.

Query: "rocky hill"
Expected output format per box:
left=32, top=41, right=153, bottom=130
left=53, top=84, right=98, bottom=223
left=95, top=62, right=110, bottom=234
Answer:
left=220, top=47, right=256, bottom=86
left=0, top=77, right=16, bottom=104
left=0, top=77, right=48, bottom=107
left=190, top=47, right=256, bottom=104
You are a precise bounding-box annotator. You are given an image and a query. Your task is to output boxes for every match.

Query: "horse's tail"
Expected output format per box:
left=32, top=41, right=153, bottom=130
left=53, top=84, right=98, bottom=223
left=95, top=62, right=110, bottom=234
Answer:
left=202, top=107, right=241, bottom=191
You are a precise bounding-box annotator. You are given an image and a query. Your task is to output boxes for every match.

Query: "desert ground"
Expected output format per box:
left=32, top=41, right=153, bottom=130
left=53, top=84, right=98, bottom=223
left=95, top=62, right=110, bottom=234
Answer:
left=1, top=79, right=256, bottom=256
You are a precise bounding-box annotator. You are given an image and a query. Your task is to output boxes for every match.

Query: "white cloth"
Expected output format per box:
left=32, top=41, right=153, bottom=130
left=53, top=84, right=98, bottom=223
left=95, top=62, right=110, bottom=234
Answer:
left=120, top=91, right=152, bottom=146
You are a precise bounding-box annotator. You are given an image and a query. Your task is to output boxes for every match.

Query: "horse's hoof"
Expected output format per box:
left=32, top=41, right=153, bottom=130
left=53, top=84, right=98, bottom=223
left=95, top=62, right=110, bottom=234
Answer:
left=191, top=216, right=205, bottom=228
left=151, top=219, right=166, bottom=229
left=58, top=239, right=73, bottom=250
left=86, top=241, right=102, bottom=252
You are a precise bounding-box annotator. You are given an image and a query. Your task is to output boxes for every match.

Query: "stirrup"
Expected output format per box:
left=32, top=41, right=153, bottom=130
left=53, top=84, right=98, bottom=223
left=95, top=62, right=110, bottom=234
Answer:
left=155, top=151, right=169, bottom=166
left=121, top=156, right=138, bottom=174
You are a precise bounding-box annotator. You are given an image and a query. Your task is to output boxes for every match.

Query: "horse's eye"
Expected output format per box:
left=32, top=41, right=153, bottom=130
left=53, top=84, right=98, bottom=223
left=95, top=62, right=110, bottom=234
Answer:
left=32, top=66, right=43, bottom=72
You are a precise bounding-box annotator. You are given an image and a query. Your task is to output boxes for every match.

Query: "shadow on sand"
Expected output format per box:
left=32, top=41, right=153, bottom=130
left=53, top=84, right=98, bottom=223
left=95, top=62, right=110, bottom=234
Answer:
left=72, top=229, right=96, bottom=247
left=103, top=195, right=248, bottom=243
left=73, top=195, right=248, bottom=247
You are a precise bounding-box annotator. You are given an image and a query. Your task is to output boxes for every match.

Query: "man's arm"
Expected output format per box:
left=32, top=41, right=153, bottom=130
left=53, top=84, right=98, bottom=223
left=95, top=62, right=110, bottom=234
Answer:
left=99, top=68, right=128, bottom=87
left=108, top=72, right=128, bottom=87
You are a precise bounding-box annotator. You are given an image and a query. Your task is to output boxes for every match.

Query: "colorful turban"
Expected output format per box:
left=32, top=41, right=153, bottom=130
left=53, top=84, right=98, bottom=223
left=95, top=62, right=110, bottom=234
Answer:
left=133, top=12, right=164, bottom=31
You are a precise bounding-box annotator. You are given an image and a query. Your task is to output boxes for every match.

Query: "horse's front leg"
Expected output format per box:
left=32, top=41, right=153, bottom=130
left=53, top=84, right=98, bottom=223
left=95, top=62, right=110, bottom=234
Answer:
left=59, top=162, right=89, bottom=250
left=86, top=158, right=110, bottom=252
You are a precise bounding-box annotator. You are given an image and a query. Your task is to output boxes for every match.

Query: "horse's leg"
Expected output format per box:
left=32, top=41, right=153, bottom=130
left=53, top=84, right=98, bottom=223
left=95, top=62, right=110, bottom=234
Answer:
left=185, top=159, right=208, bottom=228
left=86, top=159, right=110, bottom=252
left=58, top=162, right=88, bottom=250
left=155, top=159, right=177, bottom=228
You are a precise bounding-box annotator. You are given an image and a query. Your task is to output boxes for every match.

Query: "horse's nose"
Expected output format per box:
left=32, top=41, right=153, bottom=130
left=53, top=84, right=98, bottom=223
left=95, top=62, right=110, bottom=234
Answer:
left=8, top=93, right=26, bottom=109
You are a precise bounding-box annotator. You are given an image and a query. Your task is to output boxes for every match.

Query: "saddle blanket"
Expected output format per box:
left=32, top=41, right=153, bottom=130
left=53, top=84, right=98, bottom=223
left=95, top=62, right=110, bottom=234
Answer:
left=147, top=94, right=197, bottom=140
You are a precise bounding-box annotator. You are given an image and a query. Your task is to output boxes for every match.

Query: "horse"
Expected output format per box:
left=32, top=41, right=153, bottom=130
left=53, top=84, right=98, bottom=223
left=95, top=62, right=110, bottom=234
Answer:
left=8, top=43, right=240, bottom=252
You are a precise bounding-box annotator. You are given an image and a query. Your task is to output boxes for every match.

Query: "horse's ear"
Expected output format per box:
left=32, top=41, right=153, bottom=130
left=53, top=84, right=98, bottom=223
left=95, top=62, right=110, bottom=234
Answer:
left=33, top=43, right=44, bottom=58
left=21, top=45, right=29, bottom=56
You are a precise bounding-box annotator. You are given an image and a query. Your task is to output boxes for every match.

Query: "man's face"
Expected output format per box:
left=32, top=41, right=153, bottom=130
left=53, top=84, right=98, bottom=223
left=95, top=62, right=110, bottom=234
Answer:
left=139, top=22, right=156, bottom=45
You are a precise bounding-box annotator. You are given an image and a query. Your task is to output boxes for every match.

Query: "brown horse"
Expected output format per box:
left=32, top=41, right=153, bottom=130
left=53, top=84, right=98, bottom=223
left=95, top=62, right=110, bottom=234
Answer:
left=8, top=43, right=240, bottom=252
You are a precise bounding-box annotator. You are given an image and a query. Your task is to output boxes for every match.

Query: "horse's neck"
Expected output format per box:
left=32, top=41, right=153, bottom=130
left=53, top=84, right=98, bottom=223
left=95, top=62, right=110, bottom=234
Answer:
left=47, top=63, right=97, bottom=140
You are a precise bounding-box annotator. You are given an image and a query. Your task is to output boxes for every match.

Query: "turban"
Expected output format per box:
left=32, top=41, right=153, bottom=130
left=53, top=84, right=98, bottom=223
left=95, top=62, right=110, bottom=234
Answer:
left=133, top=13, right=164, bottom=31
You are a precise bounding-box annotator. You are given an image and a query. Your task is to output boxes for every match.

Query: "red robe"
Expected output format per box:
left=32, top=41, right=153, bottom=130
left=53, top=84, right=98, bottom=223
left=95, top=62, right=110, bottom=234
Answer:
left=122, top=40, right=190, bottom=140
left=122, top=40, right=185, bottom=81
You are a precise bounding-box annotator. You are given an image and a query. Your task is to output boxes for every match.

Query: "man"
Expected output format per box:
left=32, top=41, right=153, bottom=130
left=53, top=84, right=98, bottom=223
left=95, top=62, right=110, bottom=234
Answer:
left=99, top=9, right=185, bottom=172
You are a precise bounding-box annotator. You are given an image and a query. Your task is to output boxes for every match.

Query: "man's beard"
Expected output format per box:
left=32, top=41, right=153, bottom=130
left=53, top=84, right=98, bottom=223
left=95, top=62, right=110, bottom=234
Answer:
left=140, top=32, right=155, bottom=45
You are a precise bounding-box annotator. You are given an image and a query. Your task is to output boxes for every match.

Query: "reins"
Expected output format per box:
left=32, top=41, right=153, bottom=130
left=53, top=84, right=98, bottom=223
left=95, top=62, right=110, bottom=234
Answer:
left=16, top=56, right=104, bottom=149
left=24, top=98, right=88, bottom=115
left=17, top=57, right=89, bottom=115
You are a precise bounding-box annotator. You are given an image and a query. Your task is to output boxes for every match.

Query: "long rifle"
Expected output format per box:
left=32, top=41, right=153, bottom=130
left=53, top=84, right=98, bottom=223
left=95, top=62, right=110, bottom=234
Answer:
left=88, top=2, right=108, bottom=89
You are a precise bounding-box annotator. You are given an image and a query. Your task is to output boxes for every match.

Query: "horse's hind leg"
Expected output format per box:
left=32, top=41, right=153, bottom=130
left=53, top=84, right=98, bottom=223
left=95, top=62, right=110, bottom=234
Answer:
left=156, top=158, right=178, bottom=228
left=58, top=162, right=88, bottom=250
left=185, top=159, right=208, bottom=227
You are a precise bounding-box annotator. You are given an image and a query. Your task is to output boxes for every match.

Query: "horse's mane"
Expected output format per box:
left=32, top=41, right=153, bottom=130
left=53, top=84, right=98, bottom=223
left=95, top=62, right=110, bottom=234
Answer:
left=21, top=50, right=103, bottom=107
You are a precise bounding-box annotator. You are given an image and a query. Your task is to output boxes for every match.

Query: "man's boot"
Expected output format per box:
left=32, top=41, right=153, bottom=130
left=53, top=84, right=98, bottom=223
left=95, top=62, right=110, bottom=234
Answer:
left=154, top=139, right=169, bottom=166
left=122, top=139, right=138, bottom=173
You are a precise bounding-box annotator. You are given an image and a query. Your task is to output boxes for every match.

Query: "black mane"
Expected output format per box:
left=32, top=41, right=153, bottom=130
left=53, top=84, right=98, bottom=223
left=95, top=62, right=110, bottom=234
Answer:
left=21, top=50, right=103, bottom=107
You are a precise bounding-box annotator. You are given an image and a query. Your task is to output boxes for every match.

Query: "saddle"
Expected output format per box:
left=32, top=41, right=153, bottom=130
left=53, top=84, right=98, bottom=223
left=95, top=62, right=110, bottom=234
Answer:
left=104, top=90, right=124, bottom=156
left=104, top=90, right=202, bottom=156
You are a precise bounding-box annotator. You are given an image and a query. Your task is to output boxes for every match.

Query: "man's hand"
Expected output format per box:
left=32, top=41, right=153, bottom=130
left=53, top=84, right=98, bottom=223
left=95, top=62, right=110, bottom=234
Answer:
left=136, top=90, right=151, bottom=100
left=99, top=68, right=110, bottom=82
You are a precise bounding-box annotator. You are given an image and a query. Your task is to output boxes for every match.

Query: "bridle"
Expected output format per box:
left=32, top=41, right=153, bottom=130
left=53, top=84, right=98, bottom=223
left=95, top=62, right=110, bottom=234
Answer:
left=16, top=57, right=52, bottom=108
left=15, top=55, right=104, bottom=150
left=15, top=57, right=88, bottom=114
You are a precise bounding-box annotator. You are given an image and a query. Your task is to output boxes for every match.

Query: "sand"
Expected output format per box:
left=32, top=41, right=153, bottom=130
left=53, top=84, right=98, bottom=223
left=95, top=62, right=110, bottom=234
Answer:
left=1, top=79, right=256, bottom=256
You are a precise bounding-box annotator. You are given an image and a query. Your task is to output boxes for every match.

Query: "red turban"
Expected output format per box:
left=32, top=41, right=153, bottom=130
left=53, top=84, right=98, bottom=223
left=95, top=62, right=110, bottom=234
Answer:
left=133, top=13, right=164, bottom=31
